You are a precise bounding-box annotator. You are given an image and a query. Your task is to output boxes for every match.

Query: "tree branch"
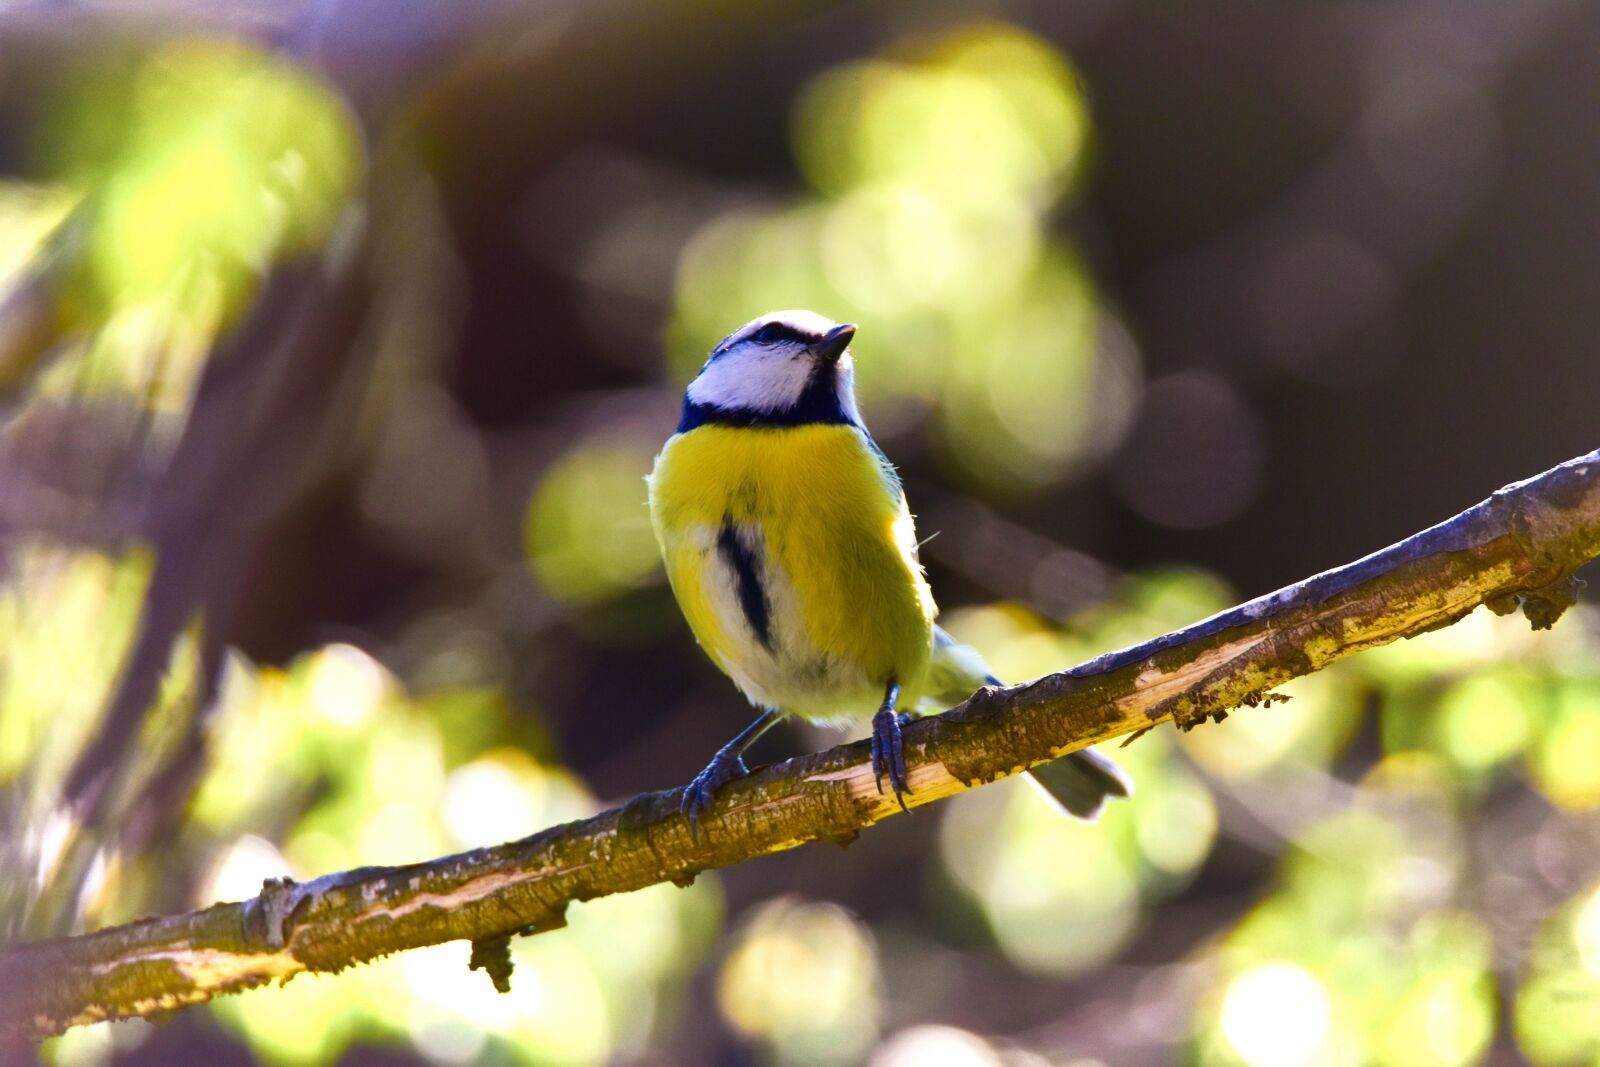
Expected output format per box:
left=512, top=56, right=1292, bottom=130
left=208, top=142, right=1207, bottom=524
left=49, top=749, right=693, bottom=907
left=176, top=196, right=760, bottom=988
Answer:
left=5, top=448, right=1600, bottom=1044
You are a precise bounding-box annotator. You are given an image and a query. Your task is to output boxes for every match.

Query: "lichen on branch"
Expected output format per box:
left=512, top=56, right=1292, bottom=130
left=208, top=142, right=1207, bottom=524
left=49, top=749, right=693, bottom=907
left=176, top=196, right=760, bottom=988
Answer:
left=4, top=448, right=1600, bottom=1045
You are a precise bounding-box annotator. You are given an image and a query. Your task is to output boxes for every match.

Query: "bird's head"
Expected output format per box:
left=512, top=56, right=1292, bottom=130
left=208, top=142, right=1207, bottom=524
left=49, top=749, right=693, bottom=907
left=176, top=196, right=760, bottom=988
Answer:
left=679, top=310, right=861, bottom=430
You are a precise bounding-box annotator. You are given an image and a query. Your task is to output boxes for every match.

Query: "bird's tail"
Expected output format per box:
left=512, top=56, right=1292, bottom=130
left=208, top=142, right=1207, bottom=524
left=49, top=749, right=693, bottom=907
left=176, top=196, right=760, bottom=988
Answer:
left=1022, top=744, right=1132, bottom=821
left=928, top=626, right=1133, bottom=821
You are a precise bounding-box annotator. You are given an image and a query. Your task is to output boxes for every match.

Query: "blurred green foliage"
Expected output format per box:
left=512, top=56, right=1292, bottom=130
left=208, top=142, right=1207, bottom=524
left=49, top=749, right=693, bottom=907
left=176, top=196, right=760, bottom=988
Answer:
left=668, top=23, right=1133, bottom=493
left=12, top=38, right=358, bottom=428
left=43, top=643, right=722, bottom=1067
left=524, top=438, right=663, bottom=606
left=717, top=898, right=882, bottom=1067
left=1517, top=882, right=1600, bottom=1066
left=939, top=582, right=1226, bottom=976
left=1196, top=768, right=1497, bottom=1067
left=0, top=545, right=152, bottom=793
left=47, top=39, right=359, bottom=313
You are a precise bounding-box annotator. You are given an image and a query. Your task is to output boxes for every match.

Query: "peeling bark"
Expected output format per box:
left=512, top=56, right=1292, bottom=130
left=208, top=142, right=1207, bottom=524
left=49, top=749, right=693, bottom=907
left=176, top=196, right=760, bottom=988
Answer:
left=4, top=447, right=1599, bottom=1044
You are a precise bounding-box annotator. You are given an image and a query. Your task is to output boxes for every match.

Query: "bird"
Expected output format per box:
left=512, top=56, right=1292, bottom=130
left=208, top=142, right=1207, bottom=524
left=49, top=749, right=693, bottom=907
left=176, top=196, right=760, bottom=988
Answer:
left=647, top=310, right=1131, bottom=833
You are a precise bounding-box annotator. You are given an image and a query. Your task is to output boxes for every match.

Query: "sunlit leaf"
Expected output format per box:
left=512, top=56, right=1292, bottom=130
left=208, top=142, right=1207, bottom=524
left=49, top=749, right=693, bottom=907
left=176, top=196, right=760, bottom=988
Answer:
left=717, top=898, right=881, bottom=1067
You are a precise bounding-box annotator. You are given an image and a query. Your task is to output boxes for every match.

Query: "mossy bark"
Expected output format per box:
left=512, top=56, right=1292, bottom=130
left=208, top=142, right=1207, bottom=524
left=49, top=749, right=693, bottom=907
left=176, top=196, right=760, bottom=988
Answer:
left=4, top=448, right=1599, bottom=1044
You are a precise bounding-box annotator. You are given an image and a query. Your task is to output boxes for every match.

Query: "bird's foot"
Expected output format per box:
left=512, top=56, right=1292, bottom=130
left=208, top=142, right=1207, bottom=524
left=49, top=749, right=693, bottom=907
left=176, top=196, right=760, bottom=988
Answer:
left=681, top=745, right=747, bottom=841
left=870, top=706, right=911, bottom=812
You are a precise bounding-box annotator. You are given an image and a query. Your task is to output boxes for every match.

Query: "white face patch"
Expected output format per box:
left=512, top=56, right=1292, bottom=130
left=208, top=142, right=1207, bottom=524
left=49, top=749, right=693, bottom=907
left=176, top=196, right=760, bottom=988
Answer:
left=686, top=310, right=859, bottom=419
left=688, top=343, right=816, bottom=413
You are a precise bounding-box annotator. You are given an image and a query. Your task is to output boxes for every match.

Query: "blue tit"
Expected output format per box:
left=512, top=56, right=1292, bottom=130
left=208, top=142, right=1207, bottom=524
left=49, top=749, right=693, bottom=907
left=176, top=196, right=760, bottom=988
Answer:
left=647, top=310, right=1131, bottom=831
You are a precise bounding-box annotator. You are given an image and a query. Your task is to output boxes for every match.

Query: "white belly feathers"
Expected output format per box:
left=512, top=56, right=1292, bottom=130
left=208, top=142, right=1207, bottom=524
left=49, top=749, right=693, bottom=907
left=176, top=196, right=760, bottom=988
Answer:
left=691, top=518, right=877, bottom=725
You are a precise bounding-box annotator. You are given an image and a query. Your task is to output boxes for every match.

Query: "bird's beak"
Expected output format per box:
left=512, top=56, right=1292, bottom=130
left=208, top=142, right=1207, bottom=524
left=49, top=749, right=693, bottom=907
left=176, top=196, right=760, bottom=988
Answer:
left=813, top=323, right=857, bottom=362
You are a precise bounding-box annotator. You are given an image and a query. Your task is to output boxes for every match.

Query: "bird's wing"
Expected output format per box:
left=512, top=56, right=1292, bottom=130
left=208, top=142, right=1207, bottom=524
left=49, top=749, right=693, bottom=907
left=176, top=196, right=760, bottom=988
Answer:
left=861, top=432, right=903, bottom=499
left=924, top=625, right=999, bottom=704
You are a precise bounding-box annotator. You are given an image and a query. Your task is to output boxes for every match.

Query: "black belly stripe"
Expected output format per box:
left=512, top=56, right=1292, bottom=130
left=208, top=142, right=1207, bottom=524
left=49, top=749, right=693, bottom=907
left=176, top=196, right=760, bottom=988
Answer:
left=717, top=517, right=774, bottom=652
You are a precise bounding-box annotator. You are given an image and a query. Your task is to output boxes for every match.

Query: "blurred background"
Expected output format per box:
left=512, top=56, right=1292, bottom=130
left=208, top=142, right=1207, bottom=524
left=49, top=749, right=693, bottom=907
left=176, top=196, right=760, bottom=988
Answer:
left=3, top=1, right=1600, bottom=1065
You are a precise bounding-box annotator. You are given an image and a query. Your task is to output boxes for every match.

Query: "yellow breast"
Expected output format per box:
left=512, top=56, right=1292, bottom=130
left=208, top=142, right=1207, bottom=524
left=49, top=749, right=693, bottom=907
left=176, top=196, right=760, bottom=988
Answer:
left=647, top=423, right=936, bottom=719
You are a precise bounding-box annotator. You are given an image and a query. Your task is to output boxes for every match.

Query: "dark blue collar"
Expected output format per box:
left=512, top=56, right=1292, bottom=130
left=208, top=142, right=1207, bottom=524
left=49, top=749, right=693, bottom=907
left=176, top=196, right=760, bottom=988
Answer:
left=675, top=387, right=903, bottom=497
left=677, top=366, right=858, bottom=432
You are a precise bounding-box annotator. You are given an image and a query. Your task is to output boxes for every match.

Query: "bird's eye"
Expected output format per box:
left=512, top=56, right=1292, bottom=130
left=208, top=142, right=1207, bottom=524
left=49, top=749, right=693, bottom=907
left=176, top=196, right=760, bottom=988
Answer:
left=752, top=324, right=789, bottom=345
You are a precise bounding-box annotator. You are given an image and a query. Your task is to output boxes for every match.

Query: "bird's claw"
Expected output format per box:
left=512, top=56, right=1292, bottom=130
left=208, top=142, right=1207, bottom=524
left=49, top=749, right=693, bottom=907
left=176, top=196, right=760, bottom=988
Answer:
left=870, top=706, right=911, bottom=813
left=681, top=746, right=746, bottom=841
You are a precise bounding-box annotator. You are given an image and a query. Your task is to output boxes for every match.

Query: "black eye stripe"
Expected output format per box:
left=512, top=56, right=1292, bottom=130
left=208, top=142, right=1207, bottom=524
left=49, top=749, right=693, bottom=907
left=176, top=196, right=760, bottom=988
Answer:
left=707, top=321, right=821, bottom=362
left=751, top=322, right=813, bottom=346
